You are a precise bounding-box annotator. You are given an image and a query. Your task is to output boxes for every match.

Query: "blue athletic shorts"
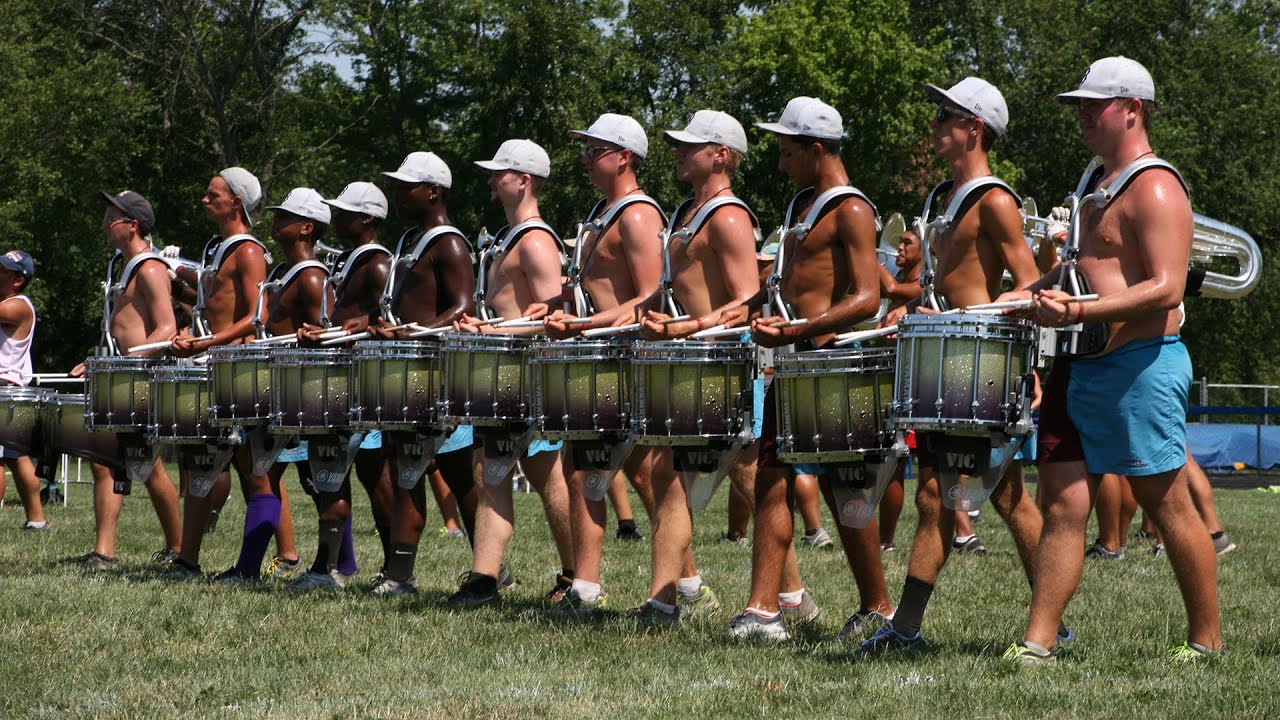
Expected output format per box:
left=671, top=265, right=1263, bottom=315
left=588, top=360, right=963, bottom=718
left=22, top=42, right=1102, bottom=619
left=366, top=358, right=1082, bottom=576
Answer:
left=438, top=425, right=474, bottom=455
left=1016, top=428, right=1037, bottom=464
left=751, top=376, right=765, bottom=439
left=1067, top=336, right=1190, bottom=476
left=528, top=439, right=564, bottom=457
left=277, top=440, right=308, bottom=463
left=792, top=463, right=826, bottom=477
left=360, top=429, right=382, bottom=451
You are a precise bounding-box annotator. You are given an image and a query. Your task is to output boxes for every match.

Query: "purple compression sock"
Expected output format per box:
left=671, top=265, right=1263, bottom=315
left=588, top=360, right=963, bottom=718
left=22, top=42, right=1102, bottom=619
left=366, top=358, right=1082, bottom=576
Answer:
left=337, top=515, right=358, bottom=577
left=234, top=493, right=282, bottom=576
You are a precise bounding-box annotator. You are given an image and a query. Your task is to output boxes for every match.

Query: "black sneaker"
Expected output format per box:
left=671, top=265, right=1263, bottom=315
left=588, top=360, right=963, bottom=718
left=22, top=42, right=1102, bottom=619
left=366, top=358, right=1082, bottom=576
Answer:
left=615, top=523, right=644, bottom=542
left=952, top=536, right=987, bottom=555
left=446, top=574, right=501, bottom=609
left=77, top=551, right=119, bottom=571
left=546, top=573, right=573, bottom=602
left=151, top=549, right=180, bottom=566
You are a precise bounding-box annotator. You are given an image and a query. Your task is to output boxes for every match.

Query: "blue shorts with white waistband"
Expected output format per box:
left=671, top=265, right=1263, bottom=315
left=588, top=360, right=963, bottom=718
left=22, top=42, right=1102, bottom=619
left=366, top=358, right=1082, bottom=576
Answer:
left=528, top=439, right=565, bottom=457
left=359, top=429, right=382, bottom=451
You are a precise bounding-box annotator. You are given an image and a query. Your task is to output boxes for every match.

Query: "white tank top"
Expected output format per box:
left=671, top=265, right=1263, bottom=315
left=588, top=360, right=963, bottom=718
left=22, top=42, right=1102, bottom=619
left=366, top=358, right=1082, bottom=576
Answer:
left=0, top=295, right=35, bottom=386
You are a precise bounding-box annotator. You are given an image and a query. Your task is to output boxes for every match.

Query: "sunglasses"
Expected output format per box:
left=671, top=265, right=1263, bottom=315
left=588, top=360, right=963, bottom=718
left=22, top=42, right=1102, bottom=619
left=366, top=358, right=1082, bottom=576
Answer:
left=934, top=105, right=977, bottom=123
left=581, top=145, right=622, bottom=161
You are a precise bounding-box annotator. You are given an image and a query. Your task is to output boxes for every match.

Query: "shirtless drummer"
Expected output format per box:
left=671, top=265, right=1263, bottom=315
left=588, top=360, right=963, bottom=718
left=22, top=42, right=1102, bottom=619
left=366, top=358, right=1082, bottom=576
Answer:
left=721, top=97, right=895, bottom=640
left=372, top=151, right=481, bottom=595
left=73, top=190, right=182, bottom=570
left=294, top=182, right=397, bottom=588
left=543, top=113, right=665, bottom=615
left=629, top=110, right=761, bottom=626
left=863, top=78, right=1047, bottom=652
left=446, top=139, right=576, bottom=607
left=1003, top=57, right=1221, bottom=662
left=168, top=167, right=300, bottom=580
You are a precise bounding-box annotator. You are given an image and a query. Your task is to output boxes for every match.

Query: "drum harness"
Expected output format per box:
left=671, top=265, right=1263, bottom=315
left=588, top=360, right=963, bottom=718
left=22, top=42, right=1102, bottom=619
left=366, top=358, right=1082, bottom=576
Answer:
left=473, top=220, right=563, bottom=322
left=766, top=185, right=880, bottom=328
left=660, top=196, right=760, bottom=319
left=378, top=224, right=464, bottom=325
left=250, top=259, right=331, bottom=339
left=914, top=175, right=1022, bottom=313
left=192, top=234, right=272, bottom=338
left=320, top=243, right=391, bottom=328
left=99, top=249, right=169, bottom=355
left=565, top=194, right=665, bottom=317
left=1052, top=156, right=1189, bottom=358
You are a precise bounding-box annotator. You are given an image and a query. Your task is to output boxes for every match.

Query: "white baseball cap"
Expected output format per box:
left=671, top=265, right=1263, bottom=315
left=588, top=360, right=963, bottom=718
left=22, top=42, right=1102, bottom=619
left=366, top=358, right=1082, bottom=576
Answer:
left=925, top=77, right=1009, bottom=137
left=381, top=151, right=453, bottom=188
left=218, top=167, right=262, bottom=225
left=569, top=113, right=649, bottom=158
left=755, top=97, right=844, bottom=141
left=664, top=110, right=749, bottom=154
left=324, top=181, right=388, bottom=219
left=266, top=187, right=331, bottom=225
left=1057, top=56, right=1156, bottom=102
left=474, top=139, right=552, bottom=179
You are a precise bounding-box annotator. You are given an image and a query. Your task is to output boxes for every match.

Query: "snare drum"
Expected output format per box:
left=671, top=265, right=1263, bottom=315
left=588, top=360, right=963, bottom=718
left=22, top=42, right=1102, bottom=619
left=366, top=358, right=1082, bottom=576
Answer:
left=149, top=362, right=216, bottom=444
left=775, top=347, right=895, bottom=463
left=41, top=393, right=118, bottom=466
left=891, top=313, right=1034, bottom=436
left=631, top=340, right=753, bottom=445
left=209, top=344, right=273, bottom=427
left=0, top=386, right=54, bottom=454
left=352, top=340, right=441, bottom=431
left=270, top=348, right=352, bottom=434
left=529, top=339, right=629, bottom=439
left=440, top=334, right=529, bottom=427
left=85, top=355, right=153, bottom=431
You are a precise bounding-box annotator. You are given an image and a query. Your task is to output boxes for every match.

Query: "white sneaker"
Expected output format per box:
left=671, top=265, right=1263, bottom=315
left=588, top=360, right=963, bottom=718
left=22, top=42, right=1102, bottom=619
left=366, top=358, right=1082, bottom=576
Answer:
left=285, top=570, right=346, bottom=593
left=728, top=610, right=791, bottom=641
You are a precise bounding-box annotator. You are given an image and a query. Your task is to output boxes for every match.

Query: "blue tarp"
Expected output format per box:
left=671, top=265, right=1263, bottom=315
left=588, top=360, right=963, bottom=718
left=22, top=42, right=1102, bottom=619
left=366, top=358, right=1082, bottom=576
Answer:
left=1188, top=422, right=1280, bottom=470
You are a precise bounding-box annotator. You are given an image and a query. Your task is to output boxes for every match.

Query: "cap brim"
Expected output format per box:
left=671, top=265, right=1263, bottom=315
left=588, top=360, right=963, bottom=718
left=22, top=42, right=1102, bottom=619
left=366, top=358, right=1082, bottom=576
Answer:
left=380, top=170, right=419, bottom=183
left=1056, top=89, right=1114, bottom=102
left=754, top=121, right=797, bottom=136
left=474, top=160, right=508, bottom=171
left=322, top=198, right=360, bottom=213
left=923, top=84, right=958, bottom=107
left=664, top=129, right=709, bottom=146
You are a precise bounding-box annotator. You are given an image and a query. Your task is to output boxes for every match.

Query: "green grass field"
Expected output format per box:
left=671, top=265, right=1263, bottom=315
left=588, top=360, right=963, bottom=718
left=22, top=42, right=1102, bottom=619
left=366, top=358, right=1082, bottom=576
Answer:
left=0, top=468, right=1277, bottom=719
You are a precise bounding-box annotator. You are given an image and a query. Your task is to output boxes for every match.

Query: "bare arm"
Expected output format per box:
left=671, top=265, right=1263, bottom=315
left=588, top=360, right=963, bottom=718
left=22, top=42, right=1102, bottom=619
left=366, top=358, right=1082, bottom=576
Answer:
left=195, top=242, right=266, bottom=350
left=878, top=264, right=919, bottom=304
left=983, top=190, right=1042, bottom=291
left=798, top=198, right=881, bottom=338
left=296, top=268, right=330, bottom=326
left=426, top=234, right=476, bottom=329
left=592, top=205, right=663, bottom=327
left=655, top=209, right=761, bottom=337
left=131, top=261, right=177, bottom=355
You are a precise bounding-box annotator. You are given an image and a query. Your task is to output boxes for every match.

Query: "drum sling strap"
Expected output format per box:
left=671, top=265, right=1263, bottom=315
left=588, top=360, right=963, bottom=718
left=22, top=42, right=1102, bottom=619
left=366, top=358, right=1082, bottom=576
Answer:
left=568, top=195, right=665, bottom=316
left=252, top=259, right=330, bottom=337
left=380, top=225, right=464, bottom=324
left=917, top=176, right=1021, bottom=311
left=100, top=250, right=167, bottom=355
left=1056, top=157, right=1189, bottom=355
left=192, top=234, right=271, bottom=337
left=475, top=220, right=562, bottom=321
left=768, top=185, right=879, bottom=323
left=660, top=196, right=760, bottom=318
left=323, top=243, right=391, bottom=326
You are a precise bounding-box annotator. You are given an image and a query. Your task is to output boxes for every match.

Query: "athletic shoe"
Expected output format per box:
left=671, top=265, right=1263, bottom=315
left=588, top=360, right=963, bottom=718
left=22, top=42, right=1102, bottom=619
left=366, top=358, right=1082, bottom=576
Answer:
left=1003, top=642, right=1056, bottom=665
left=1057, top=626, right=1076, bottom=643
left=550, top=589, right=608, bottom=618
left=952, top=536, right=987, bottom=555
left=285, top=570, right=346, bottom=593
left=880, top=543, right=896, bottom=553
left=447, top=575, right=501, bottom=609
left=439, top=526, right=467, bottom=539
left=1170, top=641, right=1221, bottom=662
left=1152, top=543, right=1166, bottom=558
left=263, top=555, right=305, bottom=581
left=830, top=609, right=891, bottom=643
left=967, top=509, right=983, bottom=524
left=727, top=610, right=790, bottom=641
left=626, top=601, right=680, bottom=628
left=1131, top=529, right=1158, bottom=544
left=370, top=576, right=419, bottom=597
left=77, top=551, right=119, bottom=571
left=21, top=521, right=52, bottom=532
left=1213, top=532, right=1237, bottom=556
left=1085, top=540, right=1124, bottom=560
left=720, top=532, right=750, bottom=548
left=546, top=573, right=573, bottom=603
left=161, top=557, right=203, bottom=581
left=497, top=563, right=518, bottom=590
left=859, top=624, right=924, bottom=653
left=211, top=567, right=259, bottom=587
left=779, top=589, right=820, bottom=625
left=151, top=549, right=180, bottom=566
left=801, top=527, right=834, bottom=550
left=676, top=584, right=720, bottom=618
left=615, top=523, right=645, bottom=542
left=205, top=505, right=221, bottom=534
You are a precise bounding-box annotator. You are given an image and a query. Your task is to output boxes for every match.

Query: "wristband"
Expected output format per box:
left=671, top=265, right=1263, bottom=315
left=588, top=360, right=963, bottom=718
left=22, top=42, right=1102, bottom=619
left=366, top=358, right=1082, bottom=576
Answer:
left=1076, top=302, right=1085, bottom=323
left=696, top=317, right=705, bottom=331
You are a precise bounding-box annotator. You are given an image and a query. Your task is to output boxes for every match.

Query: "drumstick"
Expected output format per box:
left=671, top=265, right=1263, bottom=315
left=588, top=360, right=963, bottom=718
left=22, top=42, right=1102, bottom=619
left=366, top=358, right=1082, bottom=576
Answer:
left=690, top=325, right=752, bottom=339
left=405, top=326, right=454, bottom=338
left=475, top=317, right=507, bottom=327
left=128, top=335, right=212, bottom=353
left=962, top=293, right=1099, bottom=313
left=495, top=320, right=546, bottom=328
left=834, top=325, right=897, bottom=346
left=251, top=334, right=301, bottom=345
left=564, top=318, right=594, bottom=325
left=319, top=323, right=424, bottom=346
left=658, top=315, right=692, bottom=324
left=770, top=319, right=808, bottom=328
left=316, top=328, right=349, bottom=339
left=582, top=323, right=641, bottom=337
